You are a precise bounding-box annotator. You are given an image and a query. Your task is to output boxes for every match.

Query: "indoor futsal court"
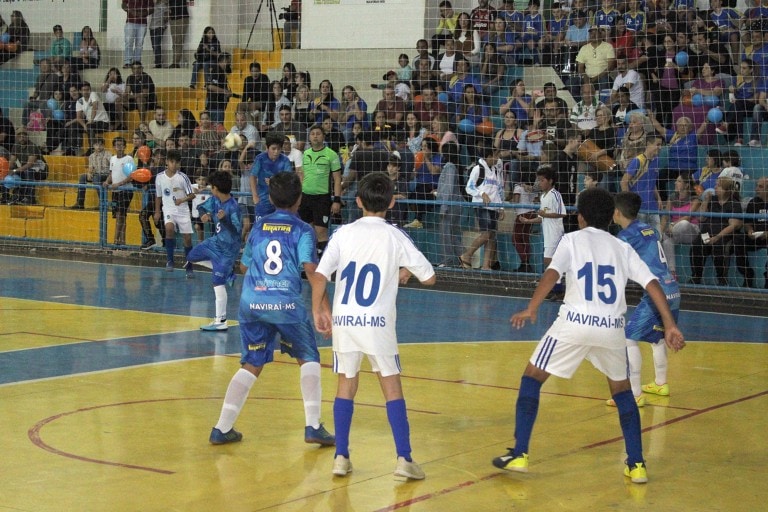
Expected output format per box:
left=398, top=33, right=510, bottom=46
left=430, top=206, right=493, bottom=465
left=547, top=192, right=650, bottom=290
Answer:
left=1, top=254, right=766, bottom=511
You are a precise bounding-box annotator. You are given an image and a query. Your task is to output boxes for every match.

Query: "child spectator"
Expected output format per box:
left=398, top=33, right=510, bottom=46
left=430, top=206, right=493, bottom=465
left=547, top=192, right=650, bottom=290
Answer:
left=71, top=137, right=112, bottom=209
left=154, top=149, right=196, bottom=276
left=208, top=171, right=334, bottom=447
left=139, top=147, right=166, bottom=249
left=187, top=171, right=243, bottom=331
left=191, top=174, right=211, bottom=242
left=312, top=171, right=436, bottom=479
left=104, top=137, right=134, bottom=246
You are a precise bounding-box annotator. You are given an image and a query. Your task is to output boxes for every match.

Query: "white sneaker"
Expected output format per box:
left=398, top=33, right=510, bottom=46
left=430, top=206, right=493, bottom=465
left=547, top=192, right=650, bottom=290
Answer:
left=201, top=318, right=228, bottom=331
left=332, top=455, right=352, bottom=476
left=749, top=140, right=762, bottom=147
left=394, top=456, right=425, bottom=480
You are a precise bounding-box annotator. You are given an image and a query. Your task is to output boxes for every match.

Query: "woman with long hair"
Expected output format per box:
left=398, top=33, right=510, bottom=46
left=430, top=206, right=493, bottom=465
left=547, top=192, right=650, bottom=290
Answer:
left=311, top=79, right=340, bottom=126
left=262, top=80, right=291, bottom=132
left=660, top=173, right=700, bottom=280
left=72, top=26, right=100, bottom=70
left=291, top=83, right=312, bottom=126
left=189, top=26, right=221, bottom=88
left=340, top=85, right=368, bottom=143
left=280, top=62, right=298, bottom=100
left=101, top=67, right=128, bottom=130
left=405, top=112, right=428, bottom=155
left=0, top=10, right=29, bottom=64
left=454, top=83, right=490, bottom=158
left=171, top=108, right=198, bottom=141
left=453, top=12, right=481, bottom=64
left=649, top=35, right=681, bottom=127
left=493, top=110, right=525, bottom=187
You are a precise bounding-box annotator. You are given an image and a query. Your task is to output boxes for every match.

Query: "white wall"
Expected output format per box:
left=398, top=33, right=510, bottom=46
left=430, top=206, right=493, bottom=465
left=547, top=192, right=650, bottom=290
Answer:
left=1, top=0, right=99, bottom=32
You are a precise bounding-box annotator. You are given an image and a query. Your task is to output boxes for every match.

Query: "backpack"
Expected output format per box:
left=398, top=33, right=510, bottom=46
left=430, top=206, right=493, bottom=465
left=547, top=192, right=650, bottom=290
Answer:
left=462, top=159, right=486, bottom=201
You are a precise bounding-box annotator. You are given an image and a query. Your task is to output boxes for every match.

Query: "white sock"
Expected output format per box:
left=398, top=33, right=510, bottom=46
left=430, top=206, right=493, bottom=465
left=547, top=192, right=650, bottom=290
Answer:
left=651, top=341, right=668, bottom=385
left=214, top=285, right=227, bottom=321
left=215, top=368, right=257, bottom=432
left=300, top=362, right=322, bottom=428
left=626, top=339, right=642, bottom=397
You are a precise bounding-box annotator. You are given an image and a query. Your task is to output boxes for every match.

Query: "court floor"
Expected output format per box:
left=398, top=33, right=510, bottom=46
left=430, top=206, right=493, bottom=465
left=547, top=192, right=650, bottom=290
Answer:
left=1, top=255, right=766, bottom=511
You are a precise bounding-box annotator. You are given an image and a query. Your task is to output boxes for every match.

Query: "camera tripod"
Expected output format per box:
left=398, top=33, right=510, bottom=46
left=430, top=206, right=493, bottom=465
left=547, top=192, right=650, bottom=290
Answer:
left=246, top=0, right=282, bottom=51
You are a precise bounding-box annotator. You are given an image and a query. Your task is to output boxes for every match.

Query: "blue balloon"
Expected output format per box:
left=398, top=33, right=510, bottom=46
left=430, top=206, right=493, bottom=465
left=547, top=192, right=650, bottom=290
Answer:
left=437, top=92, right=449, bottom=105
left=703, top=95, right=720, bottom=108
left=47, top=98, right=59, bottom=111
left=675, top=51, right=689, bottom=67
left=3, top=174, right=20, bottom=189
left=0, top=33, right=10, bottom=44
left=52, top=109, right=65, bottom=121
left=691, top=93, right=703, bottom=107
left=122, top=160, right=137, bottom=178
left=457, top=118, right=475, bottom=133
left=707, top=107, right=723, bottom=124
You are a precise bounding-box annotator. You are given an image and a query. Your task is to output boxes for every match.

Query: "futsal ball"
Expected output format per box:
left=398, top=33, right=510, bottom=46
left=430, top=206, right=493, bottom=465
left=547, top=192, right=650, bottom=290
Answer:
left=223, top=133, right=243, bottom=150
left=457, top=118, right=475, bottom=134
left=707, top=107, right=723, bottom=124
left=0, top=156, right=8, bottom=180
left=122, top=160, right=137, bottom=178
left=131, top=168, right=152, bottom=183
left=675, top=51, right=689, bottom=67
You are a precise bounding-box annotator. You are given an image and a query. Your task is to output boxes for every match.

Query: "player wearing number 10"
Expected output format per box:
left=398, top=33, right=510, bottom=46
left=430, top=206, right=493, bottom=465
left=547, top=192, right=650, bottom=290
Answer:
left=493, top=187, right=685, bottom=484
left=313, top=172, right=436, bottom=480
left=209, top=172, right=335, bottom=447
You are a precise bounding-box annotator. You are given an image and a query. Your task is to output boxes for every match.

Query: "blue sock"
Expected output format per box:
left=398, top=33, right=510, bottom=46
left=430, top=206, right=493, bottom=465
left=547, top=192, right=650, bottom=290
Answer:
left=514, top=375, right=542, bottom=455
left=184, top=244, right=192, bottom=260
left=386, top=399, right=412, bottom=461
left=165, top=238, right=176, bottom=264
left=613, top=389, right=644, bottom=466
left=333, top=398, right=354, bottom=458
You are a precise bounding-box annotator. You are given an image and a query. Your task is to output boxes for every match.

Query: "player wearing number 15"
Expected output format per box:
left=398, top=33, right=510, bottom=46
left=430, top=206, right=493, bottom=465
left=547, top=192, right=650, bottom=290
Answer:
left=493, top=187, right=685, bottom=484
left=312, top=172, right=436, bottom=480
left=209, top=171, right=335, bottom=447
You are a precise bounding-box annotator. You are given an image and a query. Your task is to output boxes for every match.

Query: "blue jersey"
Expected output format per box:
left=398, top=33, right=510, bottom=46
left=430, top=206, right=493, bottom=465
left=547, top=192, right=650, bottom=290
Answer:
left=752, top=43, right=768, bottom=80
left=250, top=152, right=293, bottom=217
left=619, top=220, right=680, bottom=343
left=522, top=13, right=543, bottom=41
left=239, top=209, right=318, bottom=324
left=593, top=8, right=621, bottom=29
left=549, top=15, right=569, bottom=37
left=624, top=12, right=646, bottom=32
left=625, top=154, right=660, bottom=211
left=197, top=195, right=243, bottom=258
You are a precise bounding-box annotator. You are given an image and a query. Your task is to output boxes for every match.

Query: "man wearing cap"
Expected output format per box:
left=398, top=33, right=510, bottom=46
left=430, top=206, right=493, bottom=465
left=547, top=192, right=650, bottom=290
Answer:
left=6, top=128, right=45, bottom=205
left=733, top=177, right=768, bottom=288
left=575, top=25, right=616, bottom=93
left=611, top=56, right=644, bottom=107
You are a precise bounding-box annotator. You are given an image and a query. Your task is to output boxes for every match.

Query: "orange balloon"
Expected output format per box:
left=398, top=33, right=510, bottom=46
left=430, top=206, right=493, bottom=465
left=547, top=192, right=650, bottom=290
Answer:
left=137, top=145, right=152, bottom=164
left=131, top=168, right=153, bottom=183
left=476, top=120, right=494, bottom=136
left=0, top=156, right=9, bottom=180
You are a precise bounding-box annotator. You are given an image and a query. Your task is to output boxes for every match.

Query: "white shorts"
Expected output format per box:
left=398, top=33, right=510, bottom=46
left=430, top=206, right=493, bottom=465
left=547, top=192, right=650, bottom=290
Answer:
left=164, top=211, right=193, bottom=234
left=529, top=334, right=629, bottom=381
left=333, top=351, right=402, bottom=378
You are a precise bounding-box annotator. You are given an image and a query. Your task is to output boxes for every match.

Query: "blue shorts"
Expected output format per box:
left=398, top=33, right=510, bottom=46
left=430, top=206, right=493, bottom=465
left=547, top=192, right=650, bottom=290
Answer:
left=239, top=319, right=320, bottom=367
left=476, top=208, right=499, bottom=232
left=186, top=240, right=236, bottom=286
left=625, top=293, right=680, bottom=344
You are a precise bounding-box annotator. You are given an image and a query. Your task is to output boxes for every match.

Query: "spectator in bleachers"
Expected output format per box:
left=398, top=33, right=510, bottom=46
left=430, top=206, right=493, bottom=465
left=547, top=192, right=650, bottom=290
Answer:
left=58, top=62, right=82, bottom=100
left=339, top=85, right=368, bottom=144
left=660, top=173, right=700, bottom=281
left=650, top=113, right=708, bottom=202
left=434, top=141, right=463, bottom=266
left=44, top=89, right=67, bottom=155
left=454, top=13, right=482, bottom=66
left=543, top=2, right=568, bottom=69
left=279, top=62, right=298, bottom=101
left=722, top=59, right=759, bottom=147
left=561, top=8, right=590, bottom=74
left=261, top=81, right=292, bottom=132
left=410, top=58, right=438, bottom=97
left=519, top=1, right=544, bottom=66
left=311, top=80, right=340, bottom=127
left=621, top=134, right=663, bottom=234
left=7, top=128, right=46, bottom=205
left=432, top=1, right=459, bottom=59
left=291, top=83, right=312, bottom=126
left=689, top=169, right=743, bottom=285
left=500, top=79, right=534, bottom=127
left=176, top=133, right=200, bottom=179
left=689, top=62, right=726, bottom=105
left=494, top=110, right=524, bottom=187
left=733, top=177, right=768, bottom=288
left=71, top=136, right=112, bottom=210
left=62, top=84, right=84, bottom=156
left=470, top=0, right=498, bottom=41
left=121, top=0, right=153, bottom=69
left=649, top=34, right=682, bottom=127
left=486, top=16, right=517, bottom=66
left=230, top=110, right=261, bottom=150
left=147, top=106, right=174, bottom=146
left=0, top=11, right=29, bottom=65
left=647, top=0, right=678, bottom=36
left=610, top=56, right=644, bottom=108
left=532, top=99, right=569, bottom=149
left=455, top=84, right=490, bottom=157
left=570, top=82, right=605, bottom=132
left=587, top=105, right=618, bottom=190
left=612, top=86, right=641, bottom=129
left=71, top=26, right=100, bottom=71
left=412, top=83, right=446, bottom=124
left=688, top=29, right=731, bottom=77
left=170, top=108, right=198, bottom=141
left=447, top=57, right=482, bottom=111
left=751, top=79, right=768, bottom=147
left=693, top=149, right=722, bottom=196
left=437, top=38, right=459, bottom=82
left=192, top=110, right=226, bottom=156
left=205, top=53, right=233, bottom=126
left=319, top=115, right=345, bottom=154
left=126, top=61, right=157, bottom=124
left=575, top=26, right=615, bottom=94
left=413, top=38, right=436, bottom=71
left=149, top=0, right=168, bottom=69
left=100, top=67, right=128, bottom=131
left=405, top=112, right=428, bottom=156
left=404, top=137, right=441, bottom=230
left=272, top=105, right=306, bottom=151
left=167, top=0, right=190, bottom=69
left=76, top=82, right=111, bottom=153
left=592, top=0, right=620, bottom=33
left=189, top=26, right=221, bottom=88
left=0, top=107, right=15, bottom=151
left=623, top=0, right=646, bottom=34
left=610, top=17, right=635, bottom=61
left=241, top=62, right=271, bottom=120
left=49, top=25, right=71, bottom=66
left=374, top=84, right=406, bottom=130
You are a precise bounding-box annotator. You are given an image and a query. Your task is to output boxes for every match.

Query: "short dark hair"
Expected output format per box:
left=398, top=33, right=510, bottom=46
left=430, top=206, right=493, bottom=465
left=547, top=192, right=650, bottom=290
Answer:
left=265, top=132, right=285, bottom=148
left=536, top=164, right=556, bottom=183
left=166, top=149, right=181, bottom=162
left=208, top=170, right=233, bottom=195
left=577, top=187, right=615, bottom=230
left=268, top=172, right=302, bottom=209
left=357, top=172, right=394, bottom=213
left=441, top=141, right=460, bottom=165
left=249, top=62, right=261, bottom=72
left=614, top=191, right=642, bottom=220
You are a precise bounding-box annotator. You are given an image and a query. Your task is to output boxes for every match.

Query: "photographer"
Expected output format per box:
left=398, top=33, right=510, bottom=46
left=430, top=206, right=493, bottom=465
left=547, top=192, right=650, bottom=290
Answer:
left=281, top=0, right=301, bottom=49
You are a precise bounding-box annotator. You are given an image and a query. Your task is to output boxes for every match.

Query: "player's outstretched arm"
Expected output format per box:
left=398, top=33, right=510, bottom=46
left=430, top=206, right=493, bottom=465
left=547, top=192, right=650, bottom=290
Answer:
left=645, top=279, right=686, bottom=352
left=510, top=268, right=559, bottom=328
left=306, top=263, right=332, bottom=338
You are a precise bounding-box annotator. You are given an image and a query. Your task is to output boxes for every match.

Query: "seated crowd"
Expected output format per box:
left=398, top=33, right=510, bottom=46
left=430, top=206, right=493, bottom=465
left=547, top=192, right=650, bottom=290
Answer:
left=0, top=0, right=767, bottom=288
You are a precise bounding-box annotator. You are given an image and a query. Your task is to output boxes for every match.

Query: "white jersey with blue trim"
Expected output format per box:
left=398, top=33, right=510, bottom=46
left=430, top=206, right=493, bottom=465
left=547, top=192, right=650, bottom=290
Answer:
left=547, top=227, right=657, bottom=348
left=316, top=216, right=435, bottom=355
left=155, top=171, right=193, bottom=216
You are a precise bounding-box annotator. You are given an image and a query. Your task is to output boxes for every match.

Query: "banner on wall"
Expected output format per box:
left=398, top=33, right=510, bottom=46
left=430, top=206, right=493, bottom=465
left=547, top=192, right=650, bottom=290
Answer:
left=0, top=0, right=99, bottom=33
left=314, top=0, right=407, bottom=4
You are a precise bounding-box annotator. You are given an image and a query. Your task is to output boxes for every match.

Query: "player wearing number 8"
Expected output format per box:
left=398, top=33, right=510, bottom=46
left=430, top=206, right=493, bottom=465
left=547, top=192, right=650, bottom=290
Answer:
left=494, top=187, right=685, bottom=484
left=312, top=172, right=436, bottom=480
left=209, top=171, right=336, bottom=447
